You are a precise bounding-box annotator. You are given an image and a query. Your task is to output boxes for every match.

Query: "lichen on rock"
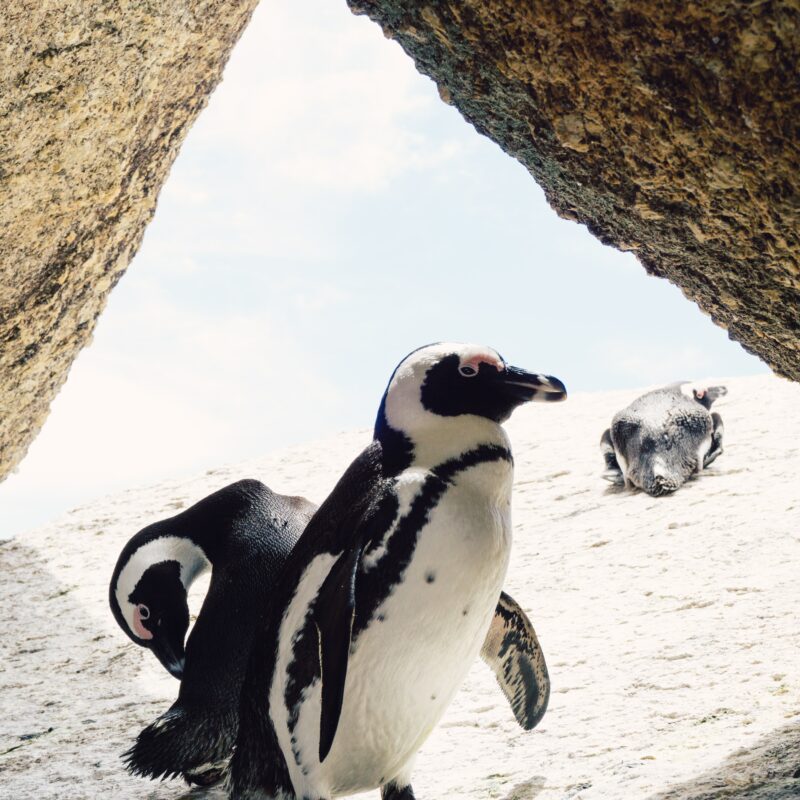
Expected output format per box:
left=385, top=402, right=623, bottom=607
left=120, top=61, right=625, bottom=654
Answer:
left=0, top=0, right=259, bottom=483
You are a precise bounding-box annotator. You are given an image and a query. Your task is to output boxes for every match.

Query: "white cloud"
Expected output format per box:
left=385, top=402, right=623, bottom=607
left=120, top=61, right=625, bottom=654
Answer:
left=4, top=292, right=343, bottom=501
left=138, top=0, right=475, bottom=270
left=292, top=282, right=350, bottom=314
left=160, top=179, right=210, bottom=208
left=189, top=0, right=467, bottom=192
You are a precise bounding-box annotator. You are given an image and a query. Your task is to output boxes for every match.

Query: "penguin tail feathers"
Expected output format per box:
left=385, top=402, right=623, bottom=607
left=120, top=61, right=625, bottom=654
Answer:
left=123, top=704, right=235, bottom=785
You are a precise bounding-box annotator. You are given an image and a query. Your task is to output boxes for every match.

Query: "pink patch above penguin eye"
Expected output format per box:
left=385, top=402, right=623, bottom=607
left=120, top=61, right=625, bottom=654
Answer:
left=460, top=354, right=504, bottom=374
left=132, top=604, right=153, bottom=640
left=696, top=389, right=706, bottom=399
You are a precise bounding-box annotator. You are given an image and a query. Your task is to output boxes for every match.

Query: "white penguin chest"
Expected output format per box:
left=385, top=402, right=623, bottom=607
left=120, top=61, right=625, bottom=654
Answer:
left=375, top=457, right=514, bottom=637
left=277, top=457, right=514, bottom=797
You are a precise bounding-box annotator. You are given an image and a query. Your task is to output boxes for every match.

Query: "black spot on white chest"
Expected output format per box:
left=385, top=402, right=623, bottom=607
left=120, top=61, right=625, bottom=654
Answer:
left=356, top=458, right=512, bottom=638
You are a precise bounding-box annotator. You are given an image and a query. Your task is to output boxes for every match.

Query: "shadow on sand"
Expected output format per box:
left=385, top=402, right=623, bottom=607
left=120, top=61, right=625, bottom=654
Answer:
left=0, top=539, right=223, bottom=799
left=647, top=723, right=800, bottom=799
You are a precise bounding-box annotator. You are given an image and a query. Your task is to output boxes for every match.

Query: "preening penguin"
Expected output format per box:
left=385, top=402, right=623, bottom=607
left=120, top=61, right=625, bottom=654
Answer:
left=109, top=479, right=315, bottom=785
left=600, top=382, right=726, bottom=496
left=229, top=343, right=565, bottom=800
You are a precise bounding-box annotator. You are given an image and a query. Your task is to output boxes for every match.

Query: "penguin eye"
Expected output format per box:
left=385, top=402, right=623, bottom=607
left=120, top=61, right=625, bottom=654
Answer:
left=458, top=365, right=478, bottom=378
left=137, top=604, right=150, bottom=620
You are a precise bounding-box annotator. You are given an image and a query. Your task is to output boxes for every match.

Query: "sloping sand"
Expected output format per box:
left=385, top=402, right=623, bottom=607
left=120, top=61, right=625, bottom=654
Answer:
left=2, top=375, right=798, bottom=799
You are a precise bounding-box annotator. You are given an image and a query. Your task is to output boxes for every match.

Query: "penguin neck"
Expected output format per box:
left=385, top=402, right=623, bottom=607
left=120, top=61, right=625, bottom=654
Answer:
left=131, top=534, right=212, bottom=592
left=174, top=522, right=228, bottom=568
left=376, top=404, right=511, bottom=474
left=375, top=399, right=414, bottom=475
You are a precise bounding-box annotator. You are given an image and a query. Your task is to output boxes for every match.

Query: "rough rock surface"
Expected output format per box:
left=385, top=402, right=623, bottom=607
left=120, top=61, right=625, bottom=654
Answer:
left=349, top=1, right=800, bottom=381
left=0, top=0, right=258, bottom=483
left=2, top=375, right=799, bottom=799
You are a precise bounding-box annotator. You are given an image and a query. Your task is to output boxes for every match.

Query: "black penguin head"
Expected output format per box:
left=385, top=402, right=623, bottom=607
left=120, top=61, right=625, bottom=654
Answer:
left=126, top=561, right=189, bottom=678
left=611, top=384, right=718, bottom=497
left=110, top=533, right=209, bottom=679
left=692, top=384, right=728, bottom=410
left=613, top=415, right=710, bottom=497
left=376, top=343, right=566, bottom=449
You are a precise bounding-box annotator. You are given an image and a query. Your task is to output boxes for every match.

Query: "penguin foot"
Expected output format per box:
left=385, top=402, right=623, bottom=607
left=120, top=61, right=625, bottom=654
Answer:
left=183, top=759, right=228, bottom=787
left=381, top=781, right=417, bottom=800
left=601, top=468, right=624, bottom=485
left=124, top=703, right=235, bottom=782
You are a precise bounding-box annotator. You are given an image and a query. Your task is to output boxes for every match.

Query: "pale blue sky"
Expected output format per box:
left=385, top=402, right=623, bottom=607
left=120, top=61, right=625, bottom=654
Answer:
left=0, top=0, right=766, bottom=538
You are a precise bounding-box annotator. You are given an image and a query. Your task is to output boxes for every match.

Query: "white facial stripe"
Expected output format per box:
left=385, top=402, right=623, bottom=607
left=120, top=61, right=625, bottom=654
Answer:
left=383, top=343, right=509, bottom=466
left=390, top=343, right=503, bottom=390
left=459, top=352, right=504, bottom=372
left=115, top=535, right=210, bottom=640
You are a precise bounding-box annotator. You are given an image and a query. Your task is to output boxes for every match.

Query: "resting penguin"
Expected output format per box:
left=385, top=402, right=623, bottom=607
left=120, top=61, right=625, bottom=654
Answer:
left=229, top=342, right=566, bottom=800
left=600, top=382, right=726, bottom=496
left=109, top=479, right=316, bottom=786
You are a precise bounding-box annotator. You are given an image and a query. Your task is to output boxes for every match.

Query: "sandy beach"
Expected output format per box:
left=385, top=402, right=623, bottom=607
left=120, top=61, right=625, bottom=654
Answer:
left=2, top=374, right=798, bottom=799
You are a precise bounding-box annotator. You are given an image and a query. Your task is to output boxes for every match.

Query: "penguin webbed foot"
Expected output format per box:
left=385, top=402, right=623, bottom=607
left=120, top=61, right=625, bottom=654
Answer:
left=183, top=763, right=227, bottom=787
left=601, top=468, right=625, bottom=486
left=381, top=781, right=417, bottom=800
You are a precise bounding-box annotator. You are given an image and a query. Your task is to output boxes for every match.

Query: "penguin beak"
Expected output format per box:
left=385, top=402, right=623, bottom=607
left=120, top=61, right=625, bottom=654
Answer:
left=501, top=366, right=567, bottom=403
left=150, top=637, right=186, bottom=679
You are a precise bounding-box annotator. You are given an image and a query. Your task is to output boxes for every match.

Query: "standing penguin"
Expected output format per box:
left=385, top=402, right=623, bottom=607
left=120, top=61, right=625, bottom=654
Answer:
left=109, top=479, right=316, bottom=785
left=600, top=382, right=726, bottom=496
left=230, top=343, right=566, bottom=800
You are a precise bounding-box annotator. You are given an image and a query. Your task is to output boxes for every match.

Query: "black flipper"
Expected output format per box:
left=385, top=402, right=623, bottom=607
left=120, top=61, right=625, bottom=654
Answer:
left=704, top=411, right=725, bottom=468
left=314, top=544, right=363, bottom=762
left=481, top=592, right=550, bottom=730
left=600, top=428, right=624, bottom=485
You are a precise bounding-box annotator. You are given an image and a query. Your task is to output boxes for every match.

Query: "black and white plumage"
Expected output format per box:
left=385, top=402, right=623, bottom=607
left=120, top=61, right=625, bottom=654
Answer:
left=229, top=343, right=565, bottom=800
left=109, top=476, right=547, bottom=788
left=600, top=383, right=726, bottom=496
left=108, top=479, right=315, bottom=785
